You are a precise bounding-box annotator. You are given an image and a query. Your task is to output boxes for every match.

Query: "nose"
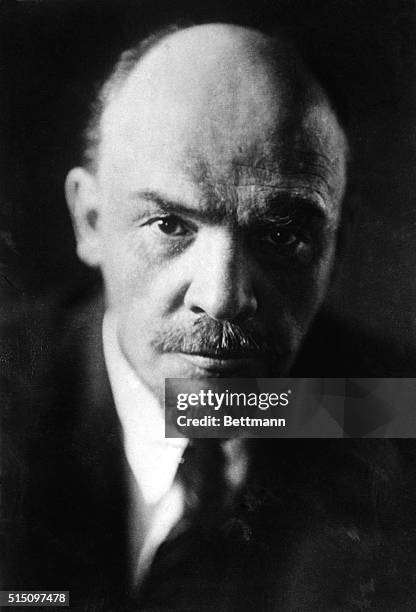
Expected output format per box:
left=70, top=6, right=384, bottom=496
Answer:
left=184, top=229, right=258, bottom=322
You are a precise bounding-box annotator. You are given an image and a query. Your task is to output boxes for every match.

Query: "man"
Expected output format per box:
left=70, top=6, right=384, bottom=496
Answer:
left=2, top=22, right=414, bottom=611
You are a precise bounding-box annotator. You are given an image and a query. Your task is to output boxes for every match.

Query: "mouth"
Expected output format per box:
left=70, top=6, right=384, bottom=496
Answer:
left=184, top=348, right=263, bottom=359
left=175, top=350, right=270, bottom=374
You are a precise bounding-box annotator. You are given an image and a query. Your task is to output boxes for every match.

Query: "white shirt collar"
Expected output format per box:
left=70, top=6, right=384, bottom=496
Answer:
left=102, top=310, right=188, bottom=506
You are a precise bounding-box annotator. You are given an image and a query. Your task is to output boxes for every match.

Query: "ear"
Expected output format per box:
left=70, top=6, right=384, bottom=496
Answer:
left=65, top=167, right=103, bottom=267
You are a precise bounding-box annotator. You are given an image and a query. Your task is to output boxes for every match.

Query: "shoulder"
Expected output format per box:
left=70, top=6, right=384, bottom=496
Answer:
left=0, top=281, right=104, bottom=457
left=0, top=282, right=106, bottom=476
left=0, top=282, right=122, bottom=593
left=280, top=521, right=416, bottom=611
left=0, top=282, right=104, bottom=384
left=0, top=282, right=105, bottom=496
left=237, top=438, right=416, bottom=610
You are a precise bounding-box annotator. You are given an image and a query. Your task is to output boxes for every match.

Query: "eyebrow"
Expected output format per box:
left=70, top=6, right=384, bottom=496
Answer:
left=131, top=188, right=329, bottom=224
left=132, top=190, right=206, bottom=219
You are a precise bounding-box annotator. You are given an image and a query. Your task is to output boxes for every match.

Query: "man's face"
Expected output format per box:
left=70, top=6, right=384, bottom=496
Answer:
left=68, top=26, right=347, bottom=399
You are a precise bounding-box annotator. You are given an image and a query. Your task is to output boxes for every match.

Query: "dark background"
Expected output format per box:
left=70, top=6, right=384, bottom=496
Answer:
left=1, top=0, right=416, bottom=353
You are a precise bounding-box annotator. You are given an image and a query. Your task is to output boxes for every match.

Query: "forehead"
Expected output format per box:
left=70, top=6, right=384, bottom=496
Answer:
left=98, top=27, right=347, bottom=217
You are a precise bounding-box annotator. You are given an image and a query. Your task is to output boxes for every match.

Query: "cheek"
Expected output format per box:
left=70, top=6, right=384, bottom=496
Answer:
left=293, top=265, right=332, bottom=310
left=101, top=234, right=186, bottom=324
left=292, top=240, right=337, bottom=310
left=261, top=260, right=334, bottom=333
left=100, top=228, right=154, bottom=299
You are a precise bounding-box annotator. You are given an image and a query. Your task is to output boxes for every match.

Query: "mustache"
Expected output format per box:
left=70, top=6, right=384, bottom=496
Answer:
left=151, top=317, right=280, bottom=358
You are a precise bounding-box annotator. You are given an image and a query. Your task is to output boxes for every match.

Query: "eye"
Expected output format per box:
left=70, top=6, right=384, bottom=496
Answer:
left=256, top=224, right=313, bottom=262
left=150, top=215, right=191, bottom=237
left=263, top=227, right=299, bottom=249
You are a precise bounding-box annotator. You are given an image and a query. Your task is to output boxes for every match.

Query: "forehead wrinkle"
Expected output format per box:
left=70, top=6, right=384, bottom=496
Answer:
left=181, top=151, right=339, bottom=226
left=181, top=175, right=330, bottom=228
left=182, top=119, right=345, bottom=200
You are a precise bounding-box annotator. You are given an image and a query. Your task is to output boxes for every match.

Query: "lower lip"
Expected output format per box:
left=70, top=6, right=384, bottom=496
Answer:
left=175, top=352, right=260, bottom=374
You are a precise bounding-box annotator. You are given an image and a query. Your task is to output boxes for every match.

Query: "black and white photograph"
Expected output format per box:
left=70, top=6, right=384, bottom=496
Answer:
left=1, top=0, right=416, bottom=609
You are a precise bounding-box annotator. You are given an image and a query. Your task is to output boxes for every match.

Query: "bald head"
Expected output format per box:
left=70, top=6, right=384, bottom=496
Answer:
left=88, top=24, right=347, bottom=192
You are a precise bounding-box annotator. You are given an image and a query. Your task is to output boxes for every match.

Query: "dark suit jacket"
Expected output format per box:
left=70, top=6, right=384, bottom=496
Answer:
left=2, top=287, right=416, bottom=611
